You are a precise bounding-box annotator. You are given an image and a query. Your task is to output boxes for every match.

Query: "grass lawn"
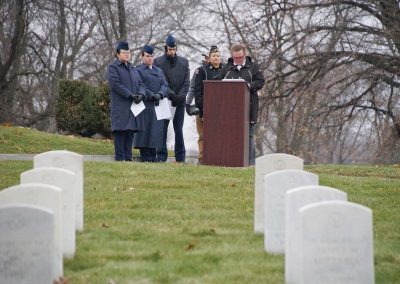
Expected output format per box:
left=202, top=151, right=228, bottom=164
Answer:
left=0, top=126, right=399, bottom=283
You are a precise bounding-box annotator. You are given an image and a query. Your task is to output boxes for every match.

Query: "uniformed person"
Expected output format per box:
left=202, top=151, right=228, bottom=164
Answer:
left=106, top=40, right=146, bottom=161
left=133, top=44, right=169, bottom=162
left=154, top=34, right=190, bottom=163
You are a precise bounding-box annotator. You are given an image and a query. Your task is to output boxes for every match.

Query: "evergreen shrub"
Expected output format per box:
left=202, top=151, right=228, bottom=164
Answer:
left=56, top=80, right=111, bottom=137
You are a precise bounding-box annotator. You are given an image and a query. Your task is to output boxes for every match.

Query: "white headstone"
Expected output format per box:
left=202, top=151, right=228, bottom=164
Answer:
left=0, top=204, right=56, bottom=284
left=264, top=169, right=318, bottom=254
left=299, top=201, right=374, bottom=284
left=34, top=150, right=84, bottom=231
left=285, top=186, right=348, bottom=284
left=21, top=167, right=77, bottom=258
left=0, top=183, right=63, bottom=279
left=255, top=153, right=303, bottom=233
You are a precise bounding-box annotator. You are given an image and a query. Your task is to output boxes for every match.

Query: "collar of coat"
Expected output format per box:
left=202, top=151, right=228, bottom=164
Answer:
left=207, top=63, right=223, bottom=69
left=227, top=56, right=252, bottom=68
left=116, top=59, right=131, bottom=66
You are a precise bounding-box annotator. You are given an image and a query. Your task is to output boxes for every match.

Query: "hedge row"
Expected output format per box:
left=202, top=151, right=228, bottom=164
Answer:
left=56, top=80, right=111, bottom=138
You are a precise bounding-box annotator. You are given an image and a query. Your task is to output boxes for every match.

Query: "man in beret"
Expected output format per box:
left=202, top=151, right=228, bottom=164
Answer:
left=134, top=44, right=169, bottom=162
left=154, top=34, right=190, bottom=163
left=105, top=40, right=146, bottom=161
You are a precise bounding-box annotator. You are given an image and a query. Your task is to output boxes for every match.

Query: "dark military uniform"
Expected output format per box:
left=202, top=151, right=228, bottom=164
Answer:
left=133, top=63, right=169, bottom=162
left=106, top=59, right=145, bottom=161
left=154, top=54, right=190, bottom=162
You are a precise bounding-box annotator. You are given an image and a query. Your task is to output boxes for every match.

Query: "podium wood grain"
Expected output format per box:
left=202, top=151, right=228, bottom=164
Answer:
left=203, top=81, right=250, bottom=167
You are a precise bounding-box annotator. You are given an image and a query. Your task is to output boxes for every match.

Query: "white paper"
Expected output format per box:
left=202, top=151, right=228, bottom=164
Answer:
left=222, top=78, right=246, bottom=82
left=130, top=101, right=145, bottom=117
left=155, top=98, right=172, bottom=120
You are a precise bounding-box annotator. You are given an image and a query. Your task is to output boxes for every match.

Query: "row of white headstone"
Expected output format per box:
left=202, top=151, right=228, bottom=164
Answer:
left=254, top=153, right=375, bottom=284
left=0, top=150, right=84, bottom=284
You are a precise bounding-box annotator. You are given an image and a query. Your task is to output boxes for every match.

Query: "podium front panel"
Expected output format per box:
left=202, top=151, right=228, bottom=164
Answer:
left=203, top=81, right=250, bottom=167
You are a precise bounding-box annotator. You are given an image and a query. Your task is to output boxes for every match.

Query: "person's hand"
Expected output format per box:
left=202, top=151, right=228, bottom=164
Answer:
left=171, top=95, right=185, bottom=107
left=185, top=104, right=191, bottom=115
left=154, top=93, right=163, bottom=101
left=167, top=88, right=176, bottom=98
left=190, top=107, right=200, bottom=116
left=152, top=93, right=162, bottom=106
left=186, top=104, right=200, bottom=116
left=132, top=94, right=144, bottom=104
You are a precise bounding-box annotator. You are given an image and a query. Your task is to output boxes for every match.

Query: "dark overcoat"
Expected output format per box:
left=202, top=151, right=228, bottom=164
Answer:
left=221, top=56, right=265, bottom=124
left=133, top=64, right=169, bottom=148
left=194, top=63, right=223, bottom=117
left=154, top=55, right=190, bottom=106
left=106, top=59, right=145, bottom=132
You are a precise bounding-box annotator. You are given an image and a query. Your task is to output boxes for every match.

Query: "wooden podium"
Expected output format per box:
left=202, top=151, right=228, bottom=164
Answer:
left=203, top=80, right=250, bottom=167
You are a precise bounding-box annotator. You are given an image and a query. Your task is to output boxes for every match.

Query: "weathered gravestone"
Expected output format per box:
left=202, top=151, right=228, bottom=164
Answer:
left=0, top=183, right=63, bottom=279
left=254, top=153, right=303, bottom=233
left=298, top=201, right=374, bottom=284
left=34, top=150, right=84, bottom=231
left=21, top=167, right=77, bottom=258
left=0, top=204, right=56, bottom=284
left=264, top=169, right=318, bottom=254
left=285, top=186, right=348, bottom=284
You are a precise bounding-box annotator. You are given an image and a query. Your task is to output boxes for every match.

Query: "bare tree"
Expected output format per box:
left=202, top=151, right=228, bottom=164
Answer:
left=0, top=0, right=27, bottom=123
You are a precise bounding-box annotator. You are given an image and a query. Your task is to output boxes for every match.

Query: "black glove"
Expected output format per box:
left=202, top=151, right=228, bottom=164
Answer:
left=155, top=93, right=163, bottom=101
left=168, top=88, right=184, bottom=106
left=167, top=88, right=176, bottom=98
left=151, top=93, right=162, bottom=106
left=186, top=104, right=200, bottom=116
left=171, top=95, right=186, bottom=107
left=132, top=94, right=144, bottom=104
left=185, top=104, right=191, bottom=115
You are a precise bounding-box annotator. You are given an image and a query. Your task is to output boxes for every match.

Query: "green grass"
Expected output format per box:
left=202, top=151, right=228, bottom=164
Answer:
left=0, top=127, right=399, bottom=283
left=0, top=125, right=114, bottom=154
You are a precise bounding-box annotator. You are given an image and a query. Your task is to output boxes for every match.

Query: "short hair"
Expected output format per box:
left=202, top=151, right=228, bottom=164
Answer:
left=230, top=43, right=246, bottom=54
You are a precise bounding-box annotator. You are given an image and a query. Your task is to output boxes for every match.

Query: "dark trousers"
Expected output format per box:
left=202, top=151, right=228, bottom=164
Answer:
left=157, top=104, right=186, bottom=162
left=113, top=130, right=134, bottom=161
left=249, top=124, right=256, bottom=166
left=139, top=147, right=158, bottom=162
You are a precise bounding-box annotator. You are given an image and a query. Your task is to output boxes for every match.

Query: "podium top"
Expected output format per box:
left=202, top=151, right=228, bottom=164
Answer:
left=222, top=78, right=246, bottom=82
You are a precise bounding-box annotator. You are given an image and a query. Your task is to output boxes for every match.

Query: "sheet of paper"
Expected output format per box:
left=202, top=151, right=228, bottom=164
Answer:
left=130, top=101, right=145, bottom=117
left=155, top=98, right=172, bottom=120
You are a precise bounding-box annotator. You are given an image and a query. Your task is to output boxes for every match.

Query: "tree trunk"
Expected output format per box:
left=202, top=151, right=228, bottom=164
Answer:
left=0, top=0, right=26, bottom=123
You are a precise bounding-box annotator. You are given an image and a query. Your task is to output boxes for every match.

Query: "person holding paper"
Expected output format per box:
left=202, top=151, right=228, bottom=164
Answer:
left=134, top=44, right=169, bottom=162
left=221, top=43, right=265, bottom=165
left=154, top=34, right=190, bottom=163
left=105, top=40, right=146, bottom=161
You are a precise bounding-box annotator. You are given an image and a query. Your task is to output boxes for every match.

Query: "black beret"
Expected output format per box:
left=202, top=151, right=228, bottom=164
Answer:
left=143, top=44, right=154, bottom=55
left=165, top=34, right=176, bottom=47
left=116, top=41, right=129, bottom=52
